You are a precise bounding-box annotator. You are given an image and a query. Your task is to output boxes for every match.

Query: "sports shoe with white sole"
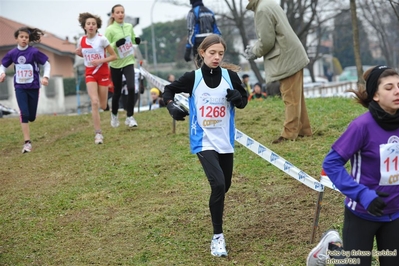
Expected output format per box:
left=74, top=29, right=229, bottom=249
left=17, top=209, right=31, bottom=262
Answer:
left=125, top=116, right=138, bottom=127
left=111, top=113, right=119, bottom=128
left=22, top=142, right=32, bottom=153
left=94, top=133, right=104, bottom=144
left=307, top=229, right=342, bottom=266
left=210, top=237, right=228, bottom=257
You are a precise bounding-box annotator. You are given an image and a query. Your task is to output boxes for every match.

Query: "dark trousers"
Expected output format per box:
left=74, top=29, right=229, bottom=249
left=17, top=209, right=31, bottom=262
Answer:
left=110, top=65, right=135, bottom=117
left=119, top=93, right=139, bottom=110
left=197, top=150, right=233, bottom=234
left=338, top=207, right=399, bottom=266
left=15, top=88, right=39, bottom=123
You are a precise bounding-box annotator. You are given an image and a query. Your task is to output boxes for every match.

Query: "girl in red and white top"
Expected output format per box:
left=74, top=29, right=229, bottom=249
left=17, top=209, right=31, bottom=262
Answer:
left=76, top=12, right=117, bottom=144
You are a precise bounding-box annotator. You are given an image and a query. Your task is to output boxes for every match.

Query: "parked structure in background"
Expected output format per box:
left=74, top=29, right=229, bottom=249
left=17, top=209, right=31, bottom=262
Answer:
left=338, top=65, right=373, bottom=82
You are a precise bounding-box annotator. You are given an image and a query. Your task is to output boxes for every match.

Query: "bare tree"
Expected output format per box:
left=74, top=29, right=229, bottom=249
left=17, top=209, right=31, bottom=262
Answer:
left=281, top=0, right=346, bottom=81
left=163, top=0, right=348, bottom=83
left=349, top=0, right=364, bottom=84
left=224, top=0, right=326, bottom=83
left=219, top=0, right=265, bottom=83
left=358, top=0, right=399, bottom=68
left=388, top=0, right=399, bottom=22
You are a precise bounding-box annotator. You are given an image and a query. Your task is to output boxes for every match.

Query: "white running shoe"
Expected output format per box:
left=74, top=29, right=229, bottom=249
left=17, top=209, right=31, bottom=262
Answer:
left=94, top=133, right=103, bottom=144
left=111, top=113, right=119, bottom=128
left=307, top=229, right=342, bottom=266
left=22, top=142, right=32, bottom=153
left=125, top=116, right=138, bottom=127
left=210, top=237, right=228, bottom=257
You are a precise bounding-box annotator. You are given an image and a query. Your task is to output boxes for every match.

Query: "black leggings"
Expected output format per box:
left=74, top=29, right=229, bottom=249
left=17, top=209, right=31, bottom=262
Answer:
left=197, top=150, right=233, bottom=234
left=110, top=64, right=135, bottom=117
left=338, top=207, right=399, bottom=266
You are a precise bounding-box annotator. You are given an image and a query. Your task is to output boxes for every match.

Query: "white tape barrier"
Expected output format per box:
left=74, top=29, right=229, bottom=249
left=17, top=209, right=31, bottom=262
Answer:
left=320, top=174, right=340, bottom=192
left=140, top=67, right=169, bottom=93
left=234, top=129, right=324, bottom=192
left=174, top=90, right=324, bottom=192
left=140, top=67, right=190, bottom=106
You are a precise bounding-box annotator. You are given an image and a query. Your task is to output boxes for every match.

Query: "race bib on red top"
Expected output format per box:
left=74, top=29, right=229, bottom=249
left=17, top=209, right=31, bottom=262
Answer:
left=82, top=48, right=104, bottom=67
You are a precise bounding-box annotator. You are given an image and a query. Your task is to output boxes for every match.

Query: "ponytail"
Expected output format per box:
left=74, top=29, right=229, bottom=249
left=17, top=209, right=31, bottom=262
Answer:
left=14, top=27, right=44, bottom=43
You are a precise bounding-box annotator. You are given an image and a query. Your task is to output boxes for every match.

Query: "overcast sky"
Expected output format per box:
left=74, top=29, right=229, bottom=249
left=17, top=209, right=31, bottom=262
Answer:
left=0, top=0, right=224, bottom=41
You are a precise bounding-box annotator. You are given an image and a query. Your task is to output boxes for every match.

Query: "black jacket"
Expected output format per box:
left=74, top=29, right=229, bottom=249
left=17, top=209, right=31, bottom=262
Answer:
left=163, top=64, right=248, bottom=109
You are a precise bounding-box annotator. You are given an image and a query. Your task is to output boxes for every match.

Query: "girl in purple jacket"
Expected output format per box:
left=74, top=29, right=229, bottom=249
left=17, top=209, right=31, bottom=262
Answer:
left=0, top=27, right=51, bottom=153
left=308, top=66, right=399, bottom=266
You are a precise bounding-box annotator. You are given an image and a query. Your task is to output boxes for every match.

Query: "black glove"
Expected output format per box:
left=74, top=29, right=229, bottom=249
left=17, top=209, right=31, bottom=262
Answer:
left=135, top=37, right=141, bottom=45
left=167, top=101, right=189, bottom=121
left=116, top=38, right=126, bottom=47
left=226, top=89, right=242, bottom=106
left=367, top=191, right=389, bottom=216
left=184, top=48, right=192, bottom=62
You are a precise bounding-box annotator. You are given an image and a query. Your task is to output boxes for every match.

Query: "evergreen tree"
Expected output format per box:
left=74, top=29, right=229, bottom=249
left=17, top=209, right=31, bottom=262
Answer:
left=140, top=19, right=187, bottom=64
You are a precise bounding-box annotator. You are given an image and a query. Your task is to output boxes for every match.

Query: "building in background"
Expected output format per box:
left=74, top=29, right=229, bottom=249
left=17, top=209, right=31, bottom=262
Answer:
left=0, top=16, right=76, bottom=78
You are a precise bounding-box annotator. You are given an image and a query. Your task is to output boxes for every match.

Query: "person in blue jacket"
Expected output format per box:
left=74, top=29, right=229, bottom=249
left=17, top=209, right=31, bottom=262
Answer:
left=163, top=34, right=247, bottom=258
left=307, top=66, right=399, bottom=266
left=184, top=0, right=221, bottom=66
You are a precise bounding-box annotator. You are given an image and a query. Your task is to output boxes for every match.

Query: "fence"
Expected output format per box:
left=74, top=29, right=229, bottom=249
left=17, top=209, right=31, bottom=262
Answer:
left=304, top=81, right=357, bottom=98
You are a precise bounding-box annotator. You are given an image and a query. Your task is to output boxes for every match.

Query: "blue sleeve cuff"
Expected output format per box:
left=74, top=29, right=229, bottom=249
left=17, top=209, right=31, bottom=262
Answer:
left=358, top=189, right=378, bottom=210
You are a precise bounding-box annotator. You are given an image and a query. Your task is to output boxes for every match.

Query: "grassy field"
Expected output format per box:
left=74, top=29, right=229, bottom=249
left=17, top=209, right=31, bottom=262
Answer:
left=0, top=97, right=366, bottom=265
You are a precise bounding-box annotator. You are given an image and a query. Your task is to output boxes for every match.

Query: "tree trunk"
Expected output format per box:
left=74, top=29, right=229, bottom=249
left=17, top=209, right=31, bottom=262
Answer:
left=349, top=0, right=364, bottom=84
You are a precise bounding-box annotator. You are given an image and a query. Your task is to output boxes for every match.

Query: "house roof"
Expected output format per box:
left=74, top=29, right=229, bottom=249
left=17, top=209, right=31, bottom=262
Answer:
left=0, top=16, right=76, bottom=57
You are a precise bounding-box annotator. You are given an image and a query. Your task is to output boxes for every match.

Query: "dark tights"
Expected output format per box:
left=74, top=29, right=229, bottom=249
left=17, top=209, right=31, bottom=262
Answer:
left=197, top=150, right=233, bottom=234
left=330, top=207, right=399, bottom=266
left=110, top=64, right=135, bottom=117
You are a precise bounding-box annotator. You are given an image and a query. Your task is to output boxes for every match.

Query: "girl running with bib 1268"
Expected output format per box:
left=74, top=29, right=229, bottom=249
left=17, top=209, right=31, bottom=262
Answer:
left=76, top=12, right=117, bottom=144
left=0, top=27, right=51, bottom=153
left=163, top=34, right=248, bottom=258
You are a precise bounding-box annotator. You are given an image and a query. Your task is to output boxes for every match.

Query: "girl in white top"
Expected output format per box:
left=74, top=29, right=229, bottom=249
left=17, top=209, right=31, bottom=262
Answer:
left=76, top=12, right=117, bottom=144
left=163, top=34, right=248, bottom=258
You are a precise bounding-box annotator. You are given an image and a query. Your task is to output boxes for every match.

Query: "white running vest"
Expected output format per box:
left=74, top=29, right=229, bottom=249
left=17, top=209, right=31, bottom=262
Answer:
left=81, top=35, right=107, bottom=68
left=189, top=68, right=236, bottom=154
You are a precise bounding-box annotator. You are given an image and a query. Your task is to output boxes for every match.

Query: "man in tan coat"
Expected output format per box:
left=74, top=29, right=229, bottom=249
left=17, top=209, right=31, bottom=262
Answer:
left=244, top=0, right=312, bottom=144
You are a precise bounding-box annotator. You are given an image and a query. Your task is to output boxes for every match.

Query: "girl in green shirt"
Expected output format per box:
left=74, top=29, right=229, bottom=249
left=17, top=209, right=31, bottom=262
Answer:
left=105, top=4, right=140, bottom=128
